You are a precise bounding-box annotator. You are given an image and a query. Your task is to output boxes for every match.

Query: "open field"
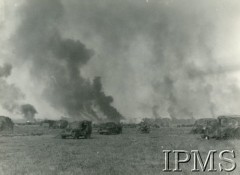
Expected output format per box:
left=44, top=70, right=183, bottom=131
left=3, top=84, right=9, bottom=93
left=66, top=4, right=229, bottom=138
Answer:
left=0, top=126, right=239, bottom=175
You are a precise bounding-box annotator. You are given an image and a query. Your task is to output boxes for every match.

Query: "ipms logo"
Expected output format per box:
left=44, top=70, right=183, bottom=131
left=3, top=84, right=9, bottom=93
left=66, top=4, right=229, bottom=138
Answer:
left=163, top=150, right=236, bottom=172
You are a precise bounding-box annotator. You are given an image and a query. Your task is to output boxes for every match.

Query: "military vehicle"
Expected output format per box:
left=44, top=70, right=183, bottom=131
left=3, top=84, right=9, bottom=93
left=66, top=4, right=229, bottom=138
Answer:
left=98, top=122, right=122, bottom=135
left=61, top=120, right=92, bottom=139
left=202, top=115, right=240, bottom=139
left=138, top=121, right=150, bottom=134
left=191, top=118, right=217, bottom=134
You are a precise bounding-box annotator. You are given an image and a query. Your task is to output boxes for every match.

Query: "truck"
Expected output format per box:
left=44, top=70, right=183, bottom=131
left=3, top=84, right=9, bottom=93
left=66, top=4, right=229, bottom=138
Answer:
left=61, top=120, right=92, bottom=139
left=191, top=118, right=218, bottom=134
left=202, top=115, right=240, bottom=139
left=98, top=122, right=122, bottom=135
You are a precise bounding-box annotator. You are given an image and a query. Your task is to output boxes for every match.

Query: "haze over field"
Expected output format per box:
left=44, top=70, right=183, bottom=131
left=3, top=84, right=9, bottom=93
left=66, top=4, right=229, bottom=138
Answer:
left=1, top=0, right=240, bottom=121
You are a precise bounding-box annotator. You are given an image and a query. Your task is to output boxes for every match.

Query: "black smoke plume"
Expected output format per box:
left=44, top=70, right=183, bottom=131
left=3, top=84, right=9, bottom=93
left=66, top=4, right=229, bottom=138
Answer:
left=13, top=0, right=123, bottom=122
left=93, top=77, right=123, bottom=121
left=9, top=0, right=240, bottom=120
left=0, top=63, right=12, bottom=78
left=20, top=104, right=37, bottom=122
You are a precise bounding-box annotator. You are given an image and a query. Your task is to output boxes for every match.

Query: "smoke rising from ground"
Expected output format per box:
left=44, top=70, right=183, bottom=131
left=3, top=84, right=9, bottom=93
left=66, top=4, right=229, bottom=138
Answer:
left=152, top=105, right=160, bottom=119
left=0, top=63, right=24, bottom=114
left=12, top=0, right=123, bottom=122
left=60, top=0, right=240, bottom=119
left=0, top=63, right=36, bottom=120
left=20, top=104, right=37, bottom=122
left=1, top=0, right=240, bottom=120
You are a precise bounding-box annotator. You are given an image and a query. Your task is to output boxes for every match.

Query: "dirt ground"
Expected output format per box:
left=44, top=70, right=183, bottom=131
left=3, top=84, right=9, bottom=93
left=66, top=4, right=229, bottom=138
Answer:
left=0, top=126, right=239, bottom=175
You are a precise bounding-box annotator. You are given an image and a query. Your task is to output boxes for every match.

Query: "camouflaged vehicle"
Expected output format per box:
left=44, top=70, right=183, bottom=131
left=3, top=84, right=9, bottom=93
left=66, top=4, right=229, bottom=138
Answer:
left=61, top=120, right=92, bottom=139
left=191, top=118, right=217, bottom=134
left=202, top=115, right=240, bottom=139
left=138, top=121, right=150, bottom=134
left=98, top=122, right=122, bottom=135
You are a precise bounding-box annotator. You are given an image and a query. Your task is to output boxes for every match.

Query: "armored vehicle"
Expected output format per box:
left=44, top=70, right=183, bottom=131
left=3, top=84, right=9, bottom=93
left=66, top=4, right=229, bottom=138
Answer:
left=202, top=115, right=240, bottom=139
left=98, top=122, right=122, bottom=135
left=61, top=120, right=92, bottom=139
left=191, top=118, right=217, bottom=134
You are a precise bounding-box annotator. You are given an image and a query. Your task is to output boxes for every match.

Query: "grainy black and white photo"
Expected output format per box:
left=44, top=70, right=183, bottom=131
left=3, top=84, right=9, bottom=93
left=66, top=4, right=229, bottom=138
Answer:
left=0, top=0, right=240, bottom=174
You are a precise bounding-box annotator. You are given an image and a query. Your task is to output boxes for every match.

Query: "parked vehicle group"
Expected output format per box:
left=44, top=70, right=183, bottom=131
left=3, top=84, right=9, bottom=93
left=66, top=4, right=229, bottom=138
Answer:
left=191, top=115, right=240, bottom=140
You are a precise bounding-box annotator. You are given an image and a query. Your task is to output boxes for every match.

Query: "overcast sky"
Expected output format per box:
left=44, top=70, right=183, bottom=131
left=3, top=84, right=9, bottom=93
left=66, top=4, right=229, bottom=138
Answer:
left=1, top=0, right=240, bottom=121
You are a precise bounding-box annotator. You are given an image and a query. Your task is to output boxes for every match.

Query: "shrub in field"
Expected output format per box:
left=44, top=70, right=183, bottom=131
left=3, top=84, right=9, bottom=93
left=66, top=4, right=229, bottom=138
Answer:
left=0, top=116, right=14, bottom=132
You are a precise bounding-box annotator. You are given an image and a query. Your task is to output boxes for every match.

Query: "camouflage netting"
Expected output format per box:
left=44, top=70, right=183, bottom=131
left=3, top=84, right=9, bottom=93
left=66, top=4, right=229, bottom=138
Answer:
left=0, top=116, right=14, bottom=132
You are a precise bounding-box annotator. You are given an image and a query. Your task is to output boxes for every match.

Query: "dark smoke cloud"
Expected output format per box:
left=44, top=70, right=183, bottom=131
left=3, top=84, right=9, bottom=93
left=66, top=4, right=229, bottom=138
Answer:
left=0, top=63, right=25, bottom=114
left=0, top=63, right=12, bottom=78
left=20, top=104, right=37, bottom=122
left=6, top=0, right=240, bottom=120
left=59, top=0, right=240, bottom=119
left=93, top=77, right=123, bottom=121
left=12, top=0, right=123, bottom=122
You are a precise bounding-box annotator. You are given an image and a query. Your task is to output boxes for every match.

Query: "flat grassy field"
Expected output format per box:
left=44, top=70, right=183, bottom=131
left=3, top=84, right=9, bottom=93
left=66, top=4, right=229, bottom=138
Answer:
left=0, top=126, right=239, bottom=175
